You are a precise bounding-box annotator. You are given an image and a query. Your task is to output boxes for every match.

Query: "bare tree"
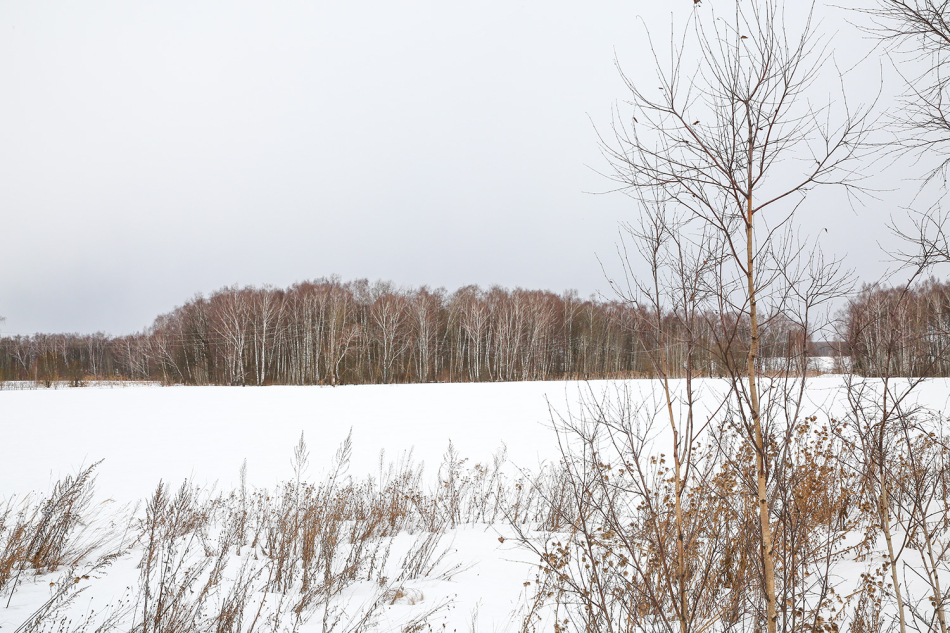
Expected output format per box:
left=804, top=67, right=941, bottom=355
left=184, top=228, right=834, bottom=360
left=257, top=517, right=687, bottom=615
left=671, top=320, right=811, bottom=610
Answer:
left=600, top=2, right=872, bottom=630
left=859, top=0, right=950, bottom=183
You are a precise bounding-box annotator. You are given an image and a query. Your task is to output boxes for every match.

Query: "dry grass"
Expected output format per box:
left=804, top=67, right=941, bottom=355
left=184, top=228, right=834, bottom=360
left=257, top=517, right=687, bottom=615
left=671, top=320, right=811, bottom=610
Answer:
left=6, top=433, right=569, bottom=633
left=13, top=408, right=948, bottom=633
left=1, top=462, right=120, bottom=604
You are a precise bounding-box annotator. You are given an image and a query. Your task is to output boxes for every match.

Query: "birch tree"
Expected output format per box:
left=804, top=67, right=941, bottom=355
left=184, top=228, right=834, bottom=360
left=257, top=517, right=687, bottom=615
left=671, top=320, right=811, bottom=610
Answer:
left=601, top=2, right=872, bottom=630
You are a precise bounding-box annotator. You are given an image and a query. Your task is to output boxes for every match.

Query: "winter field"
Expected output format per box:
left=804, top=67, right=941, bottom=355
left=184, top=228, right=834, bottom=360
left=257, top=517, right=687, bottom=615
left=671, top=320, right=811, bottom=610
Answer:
left=3, top=376, right=950, bottom=632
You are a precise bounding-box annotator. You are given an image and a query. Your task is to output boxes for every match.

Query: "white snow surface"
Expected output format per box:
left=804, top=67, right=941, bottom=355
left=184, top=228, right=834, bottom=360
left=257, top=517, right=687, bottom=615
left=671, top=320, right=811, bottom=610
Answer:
left=5, top=377, right=950, bottom=632
left=2, top=381, right=577, bottom=502
left=3, top=381, right=594, bottom=633
left=9, top=376, right=936, bottom=503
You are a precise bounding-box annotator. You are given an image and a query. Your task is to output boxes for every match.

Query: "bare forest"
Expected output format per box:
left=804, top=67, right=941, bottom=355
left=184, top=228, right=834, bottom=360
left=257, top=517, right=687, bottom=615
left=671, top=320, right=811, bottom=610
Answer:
left=3, top=278, right=950, bottom=387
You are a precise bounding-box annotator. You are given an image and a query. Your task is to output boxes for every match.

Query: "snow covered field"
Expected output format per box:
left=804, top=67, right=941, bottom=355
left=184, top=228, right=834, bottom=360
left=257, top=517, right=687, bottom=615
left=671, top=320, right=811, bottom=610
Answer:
left=1, top=381, right=581, bottom=502
left=3, top=375, right=902, bottom=503
left=0, top=381, right=599, bottom=633
left=4, top=378, right=950, bottom=632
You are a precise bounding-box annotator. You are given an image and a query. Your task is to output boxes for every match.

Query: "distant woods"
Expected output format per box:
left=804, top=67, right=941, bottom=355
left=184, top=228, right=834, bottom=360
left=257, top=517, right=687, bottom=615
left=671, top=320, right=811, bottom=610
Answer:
left=2, top=277, right=950, bottom=386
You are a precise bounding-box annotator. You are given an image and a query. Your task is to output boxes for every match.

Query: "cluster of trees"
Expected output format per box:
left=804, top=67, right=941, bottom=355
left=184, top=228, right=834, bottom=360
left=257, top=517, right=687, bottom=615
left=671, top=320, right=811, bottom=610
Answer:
left=843, top=279, right=950, bottom=376
left=0, top=332, right=149, bottom=386
left=545, top=0, right=950, bottom=630
left=7, top=275, right=950, bottom=386
left=0, top=278, right=825, bottom=386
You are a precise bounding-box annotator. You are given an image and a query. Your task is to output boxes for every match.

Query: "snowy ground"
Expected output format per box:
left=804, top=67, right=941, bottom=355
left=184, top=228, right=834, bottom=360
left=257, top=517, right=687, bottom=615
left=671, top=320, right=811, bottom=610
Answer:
left=0, top=381, right=597, bottom=633
left=3, top=374, right=905, bottom=503
left=1, top=381, right=582, bottom=501
left=4, top=377, right=950, bottom=632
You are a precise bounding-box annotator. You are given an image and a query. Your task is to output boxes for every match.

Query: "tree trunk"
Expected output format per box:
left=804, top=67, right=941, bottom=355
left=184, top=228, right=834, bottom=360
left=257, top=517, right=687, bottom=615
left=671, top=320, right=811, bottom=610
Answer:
left=747, top=184, right=778, bottom=633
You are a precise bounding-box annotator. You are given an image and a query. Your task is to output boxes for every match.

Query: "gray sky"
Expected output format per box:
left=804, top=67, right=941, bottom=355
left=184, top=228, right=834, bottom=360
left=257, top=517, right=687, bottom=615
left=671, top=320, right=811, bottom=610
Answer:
left=0, top=1, right=918, bottom=335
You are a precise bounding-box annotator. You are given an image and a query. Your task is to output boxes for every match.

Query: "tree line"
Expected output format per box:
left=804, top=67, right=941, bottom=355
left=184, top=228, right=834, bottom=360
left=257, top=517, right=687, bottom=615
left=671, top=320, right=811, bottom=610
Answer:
left=3, top=276, right=949, bottom=386
left=845, top=279, right=950, bottom=377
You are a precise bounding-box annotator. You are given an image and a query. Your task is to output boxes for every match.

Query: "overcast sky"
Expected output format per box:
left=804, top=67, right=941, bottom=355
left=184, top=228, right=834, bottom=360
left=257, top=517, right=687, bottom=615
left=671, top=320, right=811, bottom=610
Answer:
left=0, top=0, right=922, bottom=335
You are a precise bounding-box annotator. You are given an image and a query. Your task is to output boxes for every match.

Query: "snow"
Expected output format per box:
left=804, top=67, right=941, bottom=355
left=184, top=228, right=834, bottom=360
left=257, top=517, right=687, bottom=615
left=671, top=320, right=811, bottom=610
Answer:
left=1, top=381, right=576, bottom=502
left=0, top=381, right=599, bottom=633
left=4, top=377, right=950, bottom=632
left=2, top=375, right=901, bottom=503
